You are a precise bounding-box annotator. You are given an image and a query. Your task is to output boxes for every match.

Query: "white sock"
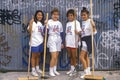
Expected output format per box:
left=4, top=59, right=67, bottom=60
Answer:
left=87, top=67, right=90, bottom=71
left=36, top=66, right=39, bottom=70
left=32, top=67, right=36, bottom=72
left=71, top=66, right=75, bottom=71
left=84, top=68, right=88, bottom=74
left=54, top=66, right=57, bottom=71
left=87, top=67, right=91, bottom=74
left=50, top=67, right=54, bottom=73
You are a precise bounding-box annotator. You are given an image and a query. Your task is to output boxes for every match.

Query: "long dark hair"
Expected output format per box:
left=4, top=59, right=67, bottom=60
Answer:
left=34, top=10, right=44, bottom=25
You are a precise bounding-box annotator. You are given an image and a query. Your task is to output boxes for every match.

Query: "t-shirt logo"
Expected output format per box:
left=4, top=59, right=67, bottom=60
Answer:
left=67, top=26, right=72, bottom=35
left=82, top=25, right=85, bottom=35
left=38, top=26, right=43, bottom=32
left=53, top=25, right=59, bottom=32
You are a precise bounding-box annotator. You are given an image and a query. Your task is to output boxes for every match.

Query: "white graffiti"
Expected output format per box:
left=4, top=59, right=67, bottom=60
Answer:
left=2, top=0, right=90, bottom=10
left=100, top=29, right=120, bottom=52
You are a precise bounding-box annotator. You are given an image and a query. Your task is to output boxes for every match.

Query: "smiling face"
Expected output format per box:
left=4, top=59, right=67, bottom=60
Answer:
left=52, top=11, right=59, bottom=21
left=36, top=12, right=43, bottom=21
left=68, top=13, right=75, bottom=22
left=81, top=12, right=89, bottom=21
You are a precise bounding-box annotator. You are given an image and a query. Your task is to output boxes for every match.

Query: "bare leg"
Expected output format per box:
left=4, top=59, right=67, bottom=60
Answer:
left=36, top=53, right=40, bottom=66
left=79, top=50, right=87, bottom=69
left=67, top=48, right=73, bottom=65
left=71, top=48, right=77, bottom=67
left=85, top=53, right=90, bottom=67
left=31, top=53, right=37, bottom=68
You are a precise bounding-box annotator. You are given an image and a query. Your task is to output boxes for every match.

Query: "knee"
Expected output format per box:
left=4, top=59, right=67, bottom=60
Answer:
left=80, top=54, right=85, bottom=60
left=51, top=56, right=57, bottom=61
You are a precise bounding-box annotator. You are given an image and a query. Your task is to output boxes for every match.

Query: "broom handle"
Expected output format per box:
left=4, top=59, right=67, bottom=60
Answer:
left=42, top=13, right=48, bottom=80
left=90, top=0, right=95, bottom=75
left=74, top=9, right=78, bottom=66
left=27, top=16, right=34, bottom=79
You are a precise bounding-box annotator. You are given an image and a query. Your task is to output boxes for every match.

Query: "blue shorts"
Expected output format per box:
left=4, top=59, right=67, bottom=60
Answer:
left=31, top=43, right=44, bottom=53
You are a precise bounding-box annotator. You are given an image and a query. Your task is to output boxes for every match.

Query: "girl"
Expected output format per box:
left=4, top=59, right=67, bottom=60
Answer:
left=28, top=10, right=44, bottom=77
left=47, top=8, right=64, bottom=77
left=65, top=9, right=82, bottom=75
left=79, top=7, right=97, bottom=78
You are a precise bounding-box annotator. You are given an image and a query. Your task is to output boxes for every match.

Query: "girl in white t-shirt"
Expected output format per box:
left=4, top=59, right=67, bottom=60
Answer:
left=28, top=10, right=44, bottom=77
left=79, top=7, right=97, bottom=78
left=65, top=9, right=82, bottom=75
left=47, top=8, right=64, bottom=77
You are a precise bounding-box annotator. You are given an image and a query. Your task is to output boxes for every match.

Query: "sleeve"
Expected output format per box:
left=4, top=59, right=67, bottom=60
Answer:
left=60, top=22, right=63, bottom=32
left=60, top=22, right=64, bottom=44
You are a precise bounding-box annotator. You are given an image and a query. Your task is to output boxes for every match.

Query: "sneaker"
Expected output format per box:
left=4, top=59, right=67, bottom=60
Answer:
left=49, top=67, right=56, bottom=77
left=53, top=66, right=60, bottom=75
left=49, top=72, right=56, bottom=77
left=68, top=70, right=76, bottom=76
left=66, top=70, right=73, bottom=75
left=31, top=70, right=38, bottom=77
left=54, top=71, right=60, bottom=75
left=36, top=69, right=42, bottom=74
left=87, top=67, right=91, bottom=75
left=80, top=74, right=86, bottom=79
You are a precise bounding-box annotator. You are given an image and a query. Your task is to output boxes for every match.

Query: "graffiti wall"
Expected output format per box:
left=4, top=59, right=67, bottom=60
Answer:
left=0, top=0, right=120, bottom=70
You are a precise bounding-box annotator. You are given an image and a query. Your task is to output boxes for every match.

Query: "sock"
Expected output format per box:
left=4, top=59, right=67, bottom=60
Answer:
left=84, top=68, right=88, bottom=74
left=32, top=67, right=36, bottom=72
left=87, top=67, right=91, bottom=74
left=36, top=66, right=39, bottom=70
left=50, top=67, right=54, bottom=73
left=71, top=65, right=75, bottom=71
left=87, top=67, right=91, bottom=71
left=54, top=66, right=57, bottom=71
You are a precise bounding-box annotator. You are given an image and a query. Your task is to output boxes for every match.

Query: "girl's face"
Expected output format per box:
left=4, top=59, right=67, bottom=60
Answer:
left=37, top=12, right=43, bottom=21
left=81, top=12, right=89, bottom=21
left=52, top=12, right=59, bottom=21
left=68, top=13, right=75, bottom=21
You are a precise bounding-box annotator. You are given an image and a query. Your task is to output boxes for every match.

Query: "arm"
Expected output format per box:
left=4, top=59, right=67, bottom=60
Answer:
left=27, top=18, right=34, bottom=34
left=90, top=19, right=97, bottom=32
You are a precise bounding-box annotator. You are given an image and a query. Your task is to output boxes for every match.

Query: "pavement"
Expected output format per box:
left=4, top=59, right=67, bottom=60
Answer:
left=0, top=71, right=120, bottom=80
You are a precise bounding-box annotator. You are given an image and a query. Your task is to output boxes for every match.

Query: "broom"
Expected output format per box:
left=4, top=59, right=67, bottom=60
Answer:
left=18, top=16, right=38, bottom=80
left=84, top=0, right=104, bottom=80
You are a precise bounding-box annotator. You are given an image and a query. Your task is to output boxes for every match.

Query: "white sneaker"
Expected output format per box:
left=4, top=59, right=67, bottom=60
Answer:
left=31, top=70, right=38, bottom=77
left=87, top=67, right=91, bottom=75
left=49, top=67, right=56, bottom=77
left=66, top=70, right=73, bottom=75
left=68, top=70, right=76, bottom=76
left=36, top=69, right=42, bottom=74
left=53, top=66, right=60, bottom=75
left=49, top=72, right=56, bottom=77
left=80, top=74, right=86, bottom=79
left=54, top=71, right=60, bottom=75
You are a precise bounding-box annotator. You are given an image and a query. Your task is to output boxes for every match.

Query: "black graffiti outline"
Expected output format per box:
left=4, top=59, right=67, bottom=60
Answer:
left=113, top=1, right=120, bottom=28
left=0, top=9, right=21, bottom=25
left=0, top=54, right=12, bottom=66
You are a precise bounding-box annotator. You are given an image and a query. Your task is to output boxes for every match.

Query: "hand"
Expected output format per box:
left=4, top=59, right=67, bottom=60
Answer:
left=44, top=20, right=48, bottom=24
left=74, top=30, right=80, bottom=35
left=90, top=19, right=95, bottom=27
left=29, top=17, right=34, bottom=25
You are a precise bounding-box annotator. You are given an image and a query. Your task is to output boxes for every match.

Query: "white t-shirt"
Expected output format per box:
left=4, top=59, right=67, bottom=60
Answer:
left=81, top=19, right=97, bottom=37
left=65, top=20, right=82, bottom=48
left=28, top=21, right=44, bottom=46
left=48, top=19, right=63, bottom=36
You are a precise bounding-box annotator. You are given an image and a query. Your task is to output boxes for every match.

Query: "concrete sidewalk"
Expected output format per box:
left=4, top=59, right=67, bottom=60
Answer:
left=0, top=71, right=120, bottom=80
